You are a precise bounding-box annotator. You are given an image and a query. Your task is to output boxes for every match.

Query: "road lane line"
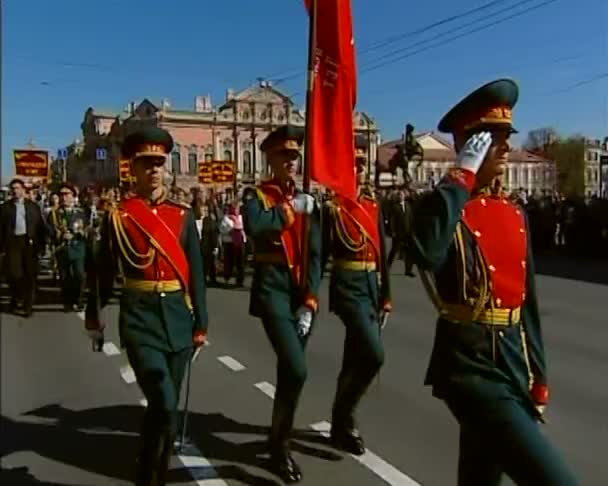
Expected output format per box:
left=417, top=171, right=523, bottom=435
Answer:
left=178, top=454, right=228, bottom=485
left=119, top=365, right=137, bottom=384
left=254, top=381, right=276, bottom=399
left=102, top=341, right=121, bottom=356
left=309, top=421, right=421, bottom=486
left=217, top=355, right=245, bottom=371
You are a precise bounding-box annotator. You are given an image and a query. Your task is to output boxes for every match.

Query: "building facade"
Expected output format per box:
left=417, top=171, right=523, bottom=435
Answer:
left=584, top=137, right=608, bottom=197
left=377, top=131, right=557, bottom=195
left=68, top=81, right=379, bottom=195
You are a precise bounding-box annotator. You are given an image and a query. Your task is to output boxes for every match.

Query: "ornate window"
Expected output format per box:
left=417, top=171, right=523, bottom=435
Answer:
left=188, top=146, right=198, bottom=175
left=243, top=150, right=252, bottom=175
left=171, top=145, right=181, bottom=175
left=204, top=144, right=213, bottom=161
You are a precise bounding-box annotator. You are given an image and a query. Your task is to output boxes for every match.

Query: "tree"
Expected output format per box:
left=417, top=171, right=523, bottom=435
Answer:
left=524, top=128, right=585, bottom=197
left=548, top=136, right=585, bottom=197
left=523, top=127, right=559, bottom=157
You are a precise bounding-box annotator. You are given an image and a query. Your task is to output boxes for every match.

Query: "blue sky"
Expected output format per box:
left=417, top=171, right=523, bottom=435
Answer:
left=3, top=0, right=607, bottom=181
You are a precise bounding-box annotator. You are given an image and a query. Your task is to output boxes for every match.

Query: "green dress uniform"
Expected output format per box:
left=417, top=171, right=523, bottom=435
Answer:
left=321, top=138, right=392, bottom=455
left=86, top=127, right=208, bottom=486
left=49, top=187, right=88, bottom=311
left=412, top=79, right=577, bottom=485
left=244, top=126, right=322, bottom=483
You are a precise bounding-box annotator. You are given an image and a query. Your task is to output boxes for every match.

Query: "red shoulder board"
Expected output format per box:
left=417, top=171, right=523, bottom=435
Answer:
left=121, top=197, right=191, bottom=290
left=462, top=196, right=527, bottom=308
left=256, top=182, right=304, bottom=284
left=334, top=194, right=381, bottom=257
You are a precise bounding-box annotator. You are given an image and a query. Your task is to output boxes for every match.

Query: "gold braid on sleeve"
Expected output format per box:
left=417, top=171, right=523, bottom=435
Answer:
left=110, top=209, right=155, bottom=270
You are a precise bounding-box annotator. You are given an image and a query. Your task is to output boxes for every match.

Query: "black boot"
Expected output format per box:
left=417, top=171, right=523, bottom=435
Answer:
left=330, top=416, right=365, bottom=456
left=268, top=401, right=302, bottom=483
left=330, top=371, right=367, bottom=456
left=136, top=429, right=170, bottom=486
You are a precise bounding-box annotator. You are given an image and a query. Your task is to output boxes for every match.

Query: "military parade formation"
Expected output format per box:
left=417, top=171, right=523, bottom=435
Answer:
left=1, top=74, right=592, bottom=485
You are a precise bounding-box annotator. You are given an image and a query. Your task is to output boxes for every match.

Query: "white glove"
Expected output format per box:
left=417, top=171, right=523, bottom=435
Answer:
left=295, top=306, right=313, bottom=337
left=379, top=311, right=390, bottom=330
left=212, top=247, right=219, bottom=256
left=455, top=131, right=493, bottom=174
left=291, top=194, right=315, bottom=215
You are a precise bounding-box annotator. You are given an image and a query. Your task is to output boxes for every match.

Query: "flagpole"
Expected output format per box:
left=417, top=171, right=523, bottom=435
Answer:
left=300, top=0, right=317, bottom=295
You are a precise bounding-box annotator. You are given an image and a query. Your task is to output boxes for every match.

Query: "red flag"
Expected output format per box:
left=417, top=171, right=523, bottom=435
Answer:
left=304, top=0, right=357, bottom=200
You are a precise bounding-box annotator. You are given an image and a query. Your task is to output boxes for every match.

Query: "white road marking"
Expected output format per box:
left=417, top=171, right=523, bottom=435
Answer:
left=102, top=341, right=121, bottom=356
left=119, top=365, right=137, bottom=384
left=178, top=454, right=228, bottom=485
left=254, top=381, right=276, bottom=399
left=309, top=421, right=421, bottom=486
left=217, top=355, right=245, bottom=372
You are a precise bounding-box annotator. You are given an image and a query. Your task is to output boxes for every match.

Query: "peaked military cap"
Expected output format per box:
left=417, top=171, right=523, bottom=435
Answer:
left=355, top=134, right=368, bottom=159
left=438, top=78, right=519, bottom=134
left=122, top=126, right=174, bottom=160
left=260, top=125, right=305, bottom=153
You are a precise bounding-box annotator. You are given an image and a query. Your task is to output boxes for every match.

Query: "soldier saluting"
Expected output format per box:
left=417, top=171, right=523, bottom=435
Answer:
left=244, top=126, right=321, bottom=483
left=321, top=135, right=391, bottom=455
left=49, top=183, right=87, bottom=312
left=85, top=127, right=208, bottom=486
left=411, top=79, right=577, bottom=485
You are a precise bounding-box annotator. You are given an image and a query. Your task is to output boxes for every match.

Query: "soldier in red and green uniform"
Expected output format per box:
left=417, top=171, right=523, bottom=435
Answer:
left=244, top=125, right=321, bottom=484
left=321, top=135, right=391, bottom=455
left=411, top=79, right=577, bottom=485
left=85, top=127, right=208, bottom=486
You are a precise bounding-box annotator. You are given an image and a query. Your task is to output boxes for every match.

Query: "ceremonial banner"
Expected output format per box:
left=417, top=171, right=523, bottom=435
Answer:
left=198, top=161, right=213, bottom=184
left=13, top=149, right=49, bottom=178
left=304, top=0, right=357, bottom=200
left=211, top=161, right=235, bottom=183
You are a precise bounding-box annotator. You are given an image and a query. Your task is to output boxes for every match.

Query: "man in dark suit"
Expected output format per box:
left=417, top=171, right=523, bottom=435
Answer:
left=200, top=204, right=219, bottom=286
left=388, top=189, right=415, bottom=276
left=0, top=178, right=47, bottom=316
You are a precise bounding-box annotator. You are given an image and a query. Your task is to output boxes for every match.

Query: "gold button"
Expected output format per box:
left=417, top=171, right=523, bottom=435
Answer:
left=522, top=292, right=526, bottom=300
left=502, top=200, right=508, bottom=204
left=489, top=264, right=496, bottom=272
left=160, top=271, right=165, bottom=277
left=496, top=298, right=502, bottom=307
left=474, top=230, right=482, bottom=237
left=152, top=208, right=157, bottom=214
left=516, top=210, right=521, bottom=215
left=521, top=261, right=526, bottom=268
left=519, top=228, right=525, bottom=233
left=180, top=210, right=185, bottom=215
left=481, top=198, right=487, bottom=206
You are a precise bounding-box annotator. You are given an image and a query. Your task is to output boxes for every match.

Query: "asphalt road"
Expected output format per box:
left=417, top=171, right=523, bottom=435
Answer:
left=2, top=262, right=607, bottom=485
